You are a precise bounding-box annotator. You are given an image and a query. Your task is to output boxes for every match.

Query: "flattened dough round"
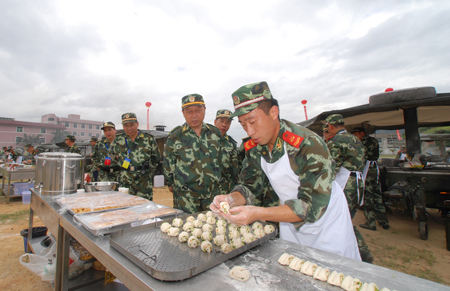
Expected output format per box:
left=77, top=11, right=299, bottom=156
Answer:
left=229, top=266, right=250, bottom=282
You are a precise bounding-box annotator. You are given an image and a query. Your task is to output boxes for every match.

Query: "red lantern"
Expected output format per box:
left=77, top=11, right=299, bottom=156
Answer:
left=385, top=88, right=393, bottom=92
left=145, top=102, right=152, bottom=108
left=145, top=102, right=152, bottom=130
left=301, top=100, right=308, bottom=120
left=301, top=100, right=307, bottom=105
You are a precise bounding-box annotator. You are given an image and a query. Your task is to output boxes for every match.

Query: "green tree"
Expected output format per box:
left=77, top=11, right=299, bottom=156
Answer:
left=16, top=134, right=43, bottom=146
left=51, top=130, right=71, bottom=143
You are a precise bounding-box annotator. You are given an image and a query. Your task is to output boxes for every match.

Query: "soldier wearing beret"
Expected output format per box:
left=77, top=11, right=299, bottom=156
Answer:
left=65, top=135, right=81, bottom=154
left=111, top=113, right=161, bottom=200
left=93, top=122, right=120, bottom=182
left=163, top=94, right=223, bottom=214
left=352, top=127, right=390, bottom=231
left=211, top=81, right=360, bottom=260
left=214, top=109, right=240, bottom=194
left=325, top=114, right=372, bottom=262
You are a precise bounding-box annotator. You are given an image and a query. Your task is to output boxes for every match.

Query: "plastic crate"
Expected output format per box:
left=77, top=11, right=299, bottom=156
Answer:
left=13, top=182, right=34, bottom=195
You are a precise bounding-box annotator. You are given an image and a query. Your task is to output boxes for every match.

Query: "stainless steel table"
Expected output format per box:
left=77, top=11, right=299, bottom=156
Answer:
left=28, top=189, right=450, bottom=291
left=0, top=166, right=35, bottom=203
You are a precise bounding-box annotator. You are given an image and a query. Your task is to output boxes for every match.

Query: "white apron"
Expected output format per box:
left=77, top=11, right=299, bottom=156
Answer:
left=335, top=167, right=364, bottom=207
left=260, top=145, right=361, bottom=261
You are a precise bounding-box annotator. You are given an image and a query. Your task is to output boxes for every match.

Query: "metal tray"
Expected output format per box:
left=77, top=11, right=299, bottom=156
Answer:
left=73, top=203, right=183, bottom=236
left=110, top=214, right=277, bottom=281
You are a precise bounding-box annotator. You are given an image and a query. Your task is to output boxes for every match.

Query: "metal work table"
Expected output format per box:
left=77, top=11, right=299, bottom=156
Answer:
left=28, top=189, right=450, bottom=291
left=0, top=166, right=35, bottom=203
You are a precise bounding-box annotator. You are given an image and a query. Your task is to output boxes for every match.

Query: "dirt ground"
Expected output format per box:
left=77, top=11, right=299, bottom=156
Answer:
left=1, top=186, right=449, bottom=290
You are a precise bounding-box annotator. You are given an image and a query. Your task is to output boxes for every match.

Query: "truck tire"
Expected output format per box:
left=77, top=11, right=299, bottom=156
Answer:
left=369, top=87, right=436, bottom=106
left=419, top=221, right=429, bottom=240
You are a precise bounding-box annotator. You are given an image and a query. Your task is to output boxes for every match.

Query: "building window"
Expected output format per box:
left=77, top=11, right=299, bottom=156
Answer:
left=89, top=133, right=92, bottom=136
left=89, top=124, right=93, bottom=129
left=81, top=123, right=85, bottom=129
left=39, top=138, right=45, bottom=143
left=96, top=125, right=100, bottom=130
left=73, top=123, right=78, bottom=128
left=48, top=118, right=54, bottom=121
left=41, top=128, right=46, bottom=134
left=17, top=127, right=23, bottom=132
left=16, top=137, right=23, bottom=143
left=96, top=133, right=100, bottom=137
left=81, top=132, right=85, bottom=136
left=73, top=132, right=77, bottom=136
left=65, top=122, right=69, bottom=127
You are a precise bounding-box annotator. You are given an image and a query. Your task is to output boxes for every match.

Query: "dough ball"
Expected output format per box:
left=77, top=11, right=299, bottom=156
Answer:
left=167, top=227, right=180, bottom=237
left=220, top=202, right=230, bottom=214
left=201, top=241, right=213, bottom=253
left=205, top=211, right=214, bottom=217
left=192, top=228, right=202, bottom=238
left=252, top=221, right=263, bottom=230
left=264, top=224, right=275, bottom=234
left=213, top=234, right=227, bottom=246
left=182, top=222, right=194, bottom=232
left=178, top=231, right=189, bottom=243
left=230, top=237, right=245, bottom=249
left=228, top=229, right=240, bottom=239
left=160, top=222, right=171, bottom=233
left=197, top=213, right=207, bottom=222
left=187, top=236, right=200, bottom=248
left=229, top=266, right=250, bottom=282
left=221, top=243, right=233, bottom=253
left=240, top=225, right=252, bottom=236
left=202, top=224, right=213, bottom=232
left=216, top=226, right=227, bottom=235
left=172, top=218, right=183, bottom=227
left=242, top=232, right=256, bottom=244
left=201, top=231, right=212, bottom=241
left=186, top=216, right=195, bottom=223
left=278, top=253, right=295, bottom=265
left=288, top=257, right=305, bottom=271
left=206, top=216, right=216, bottom=225
left=193, top=220, right=203, bottom=228
left=254, top=228, right=265, bottom=238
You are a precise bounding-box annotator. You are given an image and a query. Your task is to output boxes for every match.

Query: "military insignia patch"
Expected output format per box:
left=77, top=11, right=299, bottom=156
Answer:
left=225, top=110, right=229, bottom=115
left=282, top=131, right=303, bottom=148
left=189, top=96, right=195, bottom=102
left=125, top=114, right=129, bottom=118
left=244, top=139, right=257, bottom=151
left=233, top=96, right=240, bottom=105
left=275, top=137, right=283, bottom=152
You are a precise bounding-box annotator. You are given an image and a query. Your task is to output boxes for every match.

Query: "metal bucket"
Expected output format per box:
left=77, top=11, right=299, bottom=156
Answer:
left=35, top=153, right=85, bottom=195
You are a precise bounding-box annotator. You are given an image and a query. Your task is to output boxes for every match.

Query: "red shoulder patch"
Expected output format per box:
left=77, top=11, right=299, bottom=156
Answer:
left=282, top=131, right=304, bottom=148
left=244, top=139, right=257, bottom=151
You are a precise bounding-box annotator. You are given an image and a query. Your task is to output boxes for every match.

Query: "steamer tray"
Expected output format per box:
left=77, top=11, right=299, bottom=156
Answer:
left=110, top=215, right=277, bottom=281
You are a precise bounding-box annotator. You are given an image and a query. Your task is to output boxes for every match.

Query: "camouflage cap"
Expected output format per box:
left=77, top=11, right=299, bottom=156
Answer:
left=352, top=127, right=366, bottom=133
left=230, top=81, right=273, bottom=118
left=90, top=136, right=98, bottom=142
left=216, top=109, right=233, bottom=120
left=325, top=114, right=344, bottom=125
left=65, top=135, right=76, bottom=142
left=121, top=112, right=137, bottom=124
left=7, top=146, right=13, bottom=150
left=24, top=144, right=33, bottom=149
left=101, top=121, right=116, bottom=130
left=181, top=94, right=205, bottom=109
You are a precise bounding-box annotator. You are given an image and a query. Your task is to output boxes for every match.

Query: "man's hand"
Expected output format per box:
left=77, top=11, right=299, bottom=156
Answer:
left=168, top=186, right=173, bottom=193
left=209, top=195, right=230, bottom=214
left=222, top=206, right=261, bottom=225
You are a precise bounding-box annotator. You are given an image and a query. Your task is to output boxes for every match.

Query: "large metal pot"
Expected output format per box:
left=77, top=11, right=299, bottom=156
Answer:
left=35, top=153, right=85, bottom=195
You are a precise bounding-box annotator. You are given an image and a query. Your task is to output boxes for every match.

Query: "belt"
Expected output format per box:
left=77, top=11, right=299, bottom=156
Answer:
left=350, top=172, right=357, bottom=177
left=124, top=165, right=148, bottom=172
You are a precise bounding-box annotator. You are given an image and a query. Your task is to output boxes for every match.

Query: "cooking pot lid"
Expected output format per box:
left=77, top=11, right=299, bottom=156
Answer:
left=37, top=152, right=84, bottom=159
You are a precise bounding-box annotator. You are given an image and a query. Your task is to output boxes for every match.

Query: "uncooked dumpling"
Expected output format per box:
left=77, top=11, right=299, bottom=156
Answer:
left=242, top=232, right=256, bottom=244
left=220, top=202, right=230, bottom=214
left=202, top=224, right=213, bottom=232
left=216, top=226, right=227, bottom=235
left=221, top=243, right=233, bottom=253
left=188, top=236, right=200, bottom=248
left=160, top=222, right=171, bottom=233
left=361, top=282, right=380, bottom=291
left=327, top=271, right=345, bottom=287
left=264, top=224, right=275, bottom=234
left=206, top=211, right=214, bottom=217
left=193, top=220, right=203, bottom=228
left=186, top=216, right=195, bottom=223
left=213, top=234, right=227, bottom=246
left=183, top=222, right=194, bottom=232
left=216, top=218, right=227, bottom=228
left=230, top=237, right=244, bottom=249
left=254, top=228, right=265, bottom=238
left=300, top=261, right=318, bottom=276
left=240, top=225, right=252, bottom=235
left=206, top=216, right=216, bottom=225
left=278, top=253, right=295, bottom=265
left=229, top=266, right=250, bottom=282
left=201, top=241, right=212, bottom=253
left=341, top=275, right=354, bottom=290
left=172, top=218, right=183, bottom=227
left=229, top=229, right=240, bottom=239
left=192, top=228, right=202, bottom=238
left=252, top=221, right=263, bottom=230
left=288, top=257, right=305, bottom=271
left=313, top=267, right=330, bottom=281
left=167, top=227, right=180, bottom=237
left=178, top=231, right=189, bottom=243
left=197, top=213, right=207, bottom=222
left=201, top=231, right=212, bottom=241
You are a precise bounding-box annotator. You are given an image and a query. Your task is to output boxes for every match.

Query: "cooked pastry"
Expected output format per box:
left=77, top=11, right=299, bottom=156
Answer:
left=220, top=202, right=230, bottom=214
left=264, top=224, right=275, bottom=234
left=201, top=231, right=212, bottom=241
left=202, top=224, right=213, bottom=232
left=178, top=231, right=189, bottom=243
left=172, top=218, right=183, bottom=227
left=313, top=267, right=330, bottom=281
left=167, top=227, right=180, bottom=237
left=160, top=222, right=171, bottom=233
left=201, top=241, right=213, bottom=253
left=229, top=266, right=250, bottom=282
left=187, top=236, right=200, bottom=248
left=278, top=253, right=295, bottom=265
left=221, top=243, right=233, bottom=253
left=288, top=257, right=305, bottom=271
left=213, top=234, right=227, bottom=246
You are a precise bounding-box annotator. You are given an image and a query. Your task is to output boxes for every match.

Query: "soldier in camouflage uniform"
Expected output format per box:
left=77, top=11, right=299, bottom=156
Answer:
left=94, top=122, right=119, bottom=182
left=111, top=113, right=161, bottom=200
left=325, top=114, right=373, bottom=263
left=214, top=109, right=240, bottom=194
left=322, top=125, right=333, bottom=143
left=353, top=127, right=390, bottom=231
left=163, top=94, right=223, bottom=214
left=211, top=81, right=360, bottom=260
left=23, top=144, right=39, bottom=165
left=87, top=136, right=99, bottom=181
left=65, top=135, right=81, bottom=154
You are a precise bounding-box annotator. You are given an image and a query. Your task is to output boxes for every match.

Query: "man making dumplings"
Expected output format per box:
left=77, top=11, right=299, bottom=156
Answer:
left=210, top=81, right=361, bottom=261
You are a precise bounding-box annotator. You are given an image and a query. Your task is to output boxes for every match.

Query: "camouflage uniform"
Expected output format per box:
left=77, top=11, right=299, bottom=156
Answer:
left=326, top=115, right=371, bottom=261
left=360, top=135, right=389, bottom=228
left=112, top=130, right=161, bottom=200
left=93, top=138, right=119, bottom=182
left=219, top=133, right=240, bottom=194
left=234, top=119, right=334, bottom=230
left=163, top=122, right=223, bottom=214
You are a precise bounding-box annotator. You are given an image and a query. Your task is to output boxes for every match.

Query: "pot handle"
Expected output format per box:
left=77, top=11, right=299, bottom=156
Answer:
left=66, top=164, right=76, bottom=169
left=57, top=160, right=61, bottom=170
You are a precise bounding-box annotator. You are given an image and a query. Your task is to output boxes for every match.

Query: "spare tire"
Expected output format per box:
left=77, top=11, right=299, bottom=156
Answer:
left=369, top=87, right=436, bottom=106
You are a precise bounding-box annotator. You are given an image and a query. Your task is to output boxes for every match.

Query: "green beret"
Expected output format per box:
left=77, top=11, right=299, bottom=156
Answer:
left=325, top=114, right=344, bottom=125
left=121, top=112, right=137, bottom=124
left=181, top=94, right=205, bottom=109
left=230, top=81, right=273, bottom=118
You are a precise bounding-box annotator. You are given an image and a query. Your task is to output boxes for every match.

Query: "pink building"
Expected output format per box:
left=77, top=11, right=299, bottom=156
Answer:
left=0, top=114, right=103, bottom=149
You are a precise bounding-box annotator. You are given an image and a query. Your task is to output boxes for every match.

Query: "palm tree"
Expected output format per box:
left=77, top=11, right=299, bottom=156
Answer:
left=16, top=134, right=44, bottom=146
left=51, top=130, right=71, bottom=143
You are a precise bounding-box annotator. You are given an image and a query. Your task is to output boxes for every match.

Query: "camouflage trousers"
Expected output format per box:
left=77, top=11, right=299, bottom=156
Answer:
left=363, top=167, right=389, bottom=228
left=86, top=164, right=98, bottom=182
left=173, top=190, right=215, bottom=214
left=97, top=168, right=119, bottom=182
left=118, top=171, right=154, bottom=200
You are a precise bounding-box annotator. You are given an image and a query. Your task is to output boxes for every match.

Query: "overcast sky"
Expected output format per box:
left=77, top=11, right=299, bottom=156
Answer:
left=1, top=0, right=449, bottom=143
